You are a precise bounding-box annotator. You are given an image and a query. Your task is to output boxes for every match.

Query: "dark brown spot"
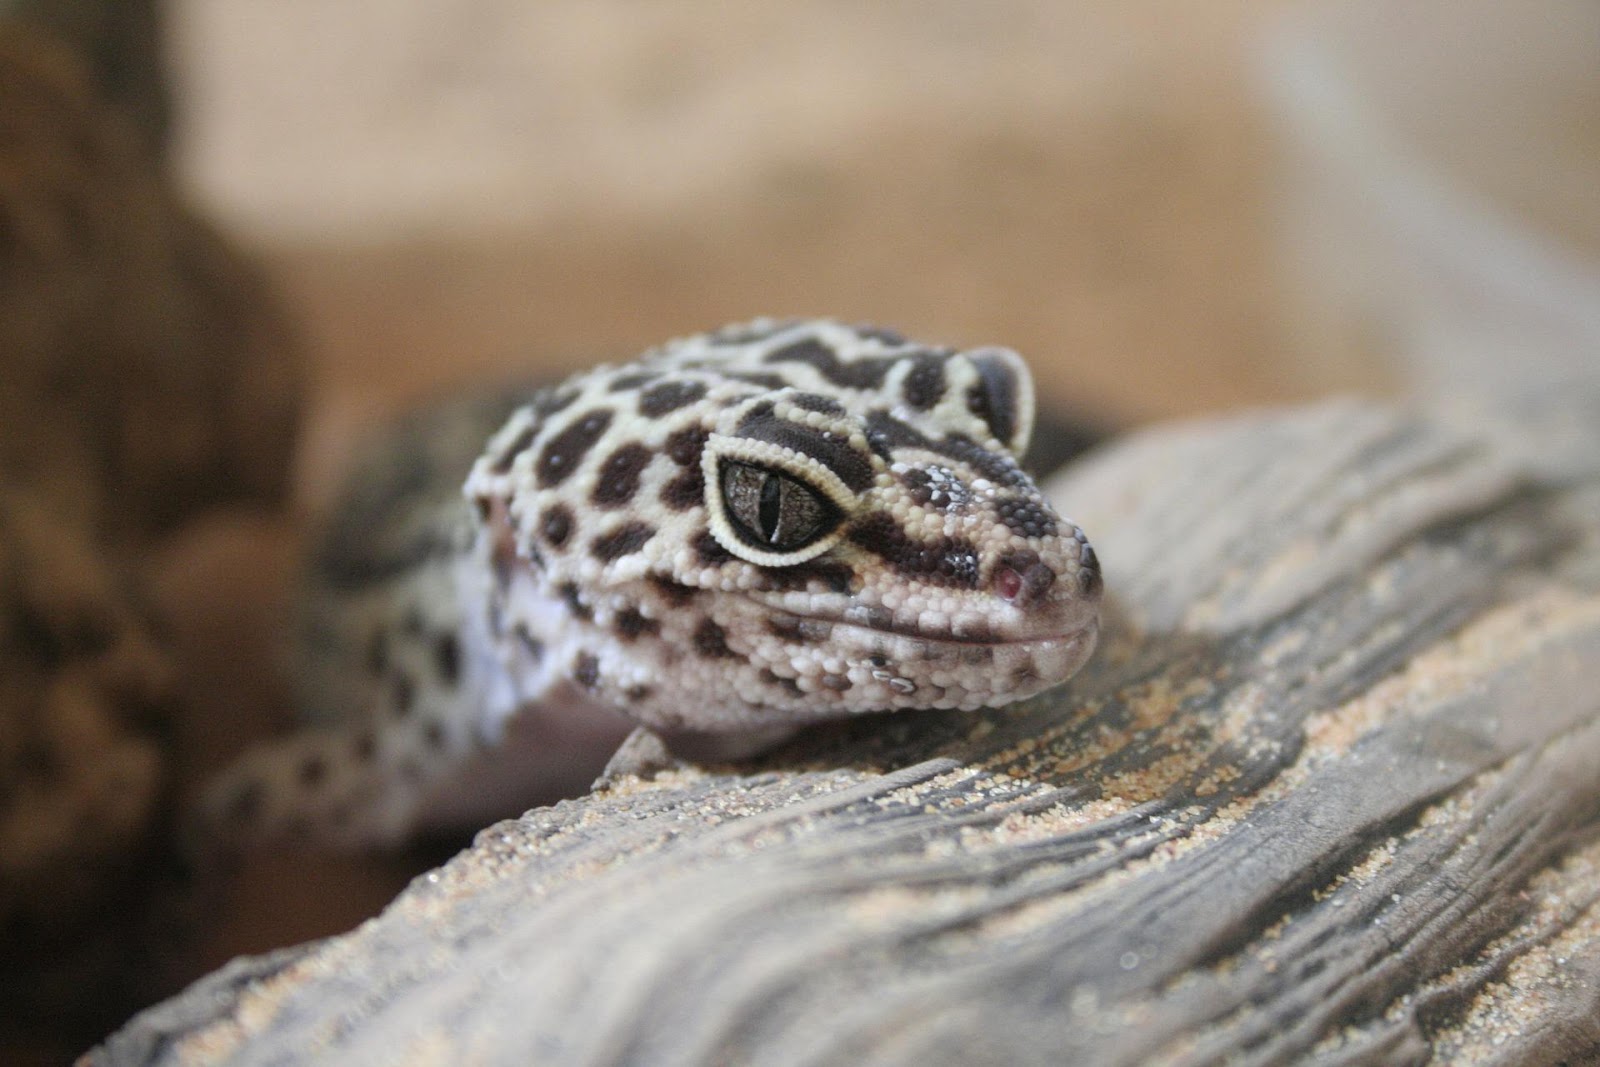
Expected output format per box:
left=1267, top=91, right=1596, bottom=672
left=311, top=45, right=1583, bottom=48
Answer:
left=513, top=624, right=545, bottom=661
left=738, top=399, right=775, bottom=425
left=423, top=720, right=446, bottom=749
left=624, top=683, right=653, bottom=702
left=558, top=582, right=592, bottom=620
left=665, top=426, right=710, bottom=466
left=474, top=495, right=493, bottom=523
left=225, top=781, right=263, bottom=823
left=693, top=618, right=738, bottom=658
left=613, top=605, right=659, bottom=640
left=848, top=515, right=981, bottom=587
left=820, top=673, right=852, bottom=692
left=530, top=389, right=579, bottom=421
left=850, top=604, right=896, bottom=630
left=639, top=380, right=707, bottom=417
left=491, top=425, right=537, bottom=474
left=996, top=495, right=1059, bottom=539
left=901, top=468, right=935, bottom=507
left=901, top=352, right=947, bottom=410
left=537, top=409, right=613, bottom=488
left=573, top=652, right=601, bottom=689
left=591, top=521, right=655, bottom=562
left=863, top=408, right=933, bottom=458
left=767, top=613, right=834, bottom=643
left=766, top=337, right=895, bottom=390
left=390, top=672, right=416, bottom=717
left=491, top=538, right=516, bottom=589
left=958, top=619, right=997, bottom=643
left=541, top=504, right=574, bottom=548
left=694, top=529, right=736, bottom=566
left=434, top=633, right=460, bottom=685
left=614, top=604, right=659, bottom=639
left=754, top=560, right=856, bottom=595
left=660, top=466, right=705, bottom=511
left=930, top=434, right=1030, bottom=487
left=592, top=443, right=653, bottom=507
left=608, top=372, right=658, bottom=391
left=789, top=392, right=846, bottom=416
left=298, top=756, right=327, bottom=787
left=648, top=575, right=699, bottom=606
left=365, top=631, right=389, bottom=675
left=401, top=608, right=424, bottom=635
left=354, top=731, right=377, bottom=761
left=734, top=409, right=876, bottom=492
left=760, top=668, right=805, bottom=697
left=725, top=371, right=791, bottom=390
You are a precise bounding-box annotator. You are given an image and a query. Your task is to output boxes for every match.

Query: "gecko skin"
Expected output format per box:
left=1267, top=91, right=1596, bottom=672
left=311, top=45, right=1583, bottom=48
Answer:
left=203, top=320, right=1102, bottom=846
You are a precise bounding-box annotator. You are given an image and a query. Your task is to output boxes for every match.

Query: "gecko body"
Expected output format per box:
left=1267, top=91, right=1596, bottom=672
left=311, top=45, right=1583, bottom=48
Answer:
left=205, top=320, right=1101, bottom=845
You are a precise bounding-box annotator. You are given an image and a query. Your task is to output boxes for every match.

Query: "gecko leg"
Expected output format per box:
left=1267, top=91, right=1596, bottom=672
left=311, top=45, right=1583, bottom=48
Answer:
left=195, top=721, right=459, bottom=850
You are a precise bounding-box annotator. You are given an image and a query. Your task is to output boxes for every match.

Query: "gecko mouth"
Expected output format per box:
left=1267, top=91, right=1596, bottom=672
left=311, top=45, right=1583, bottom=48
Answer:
left=828, top=616, right=1095, bottom=650
left=752, top=594, right=1098, bottom=653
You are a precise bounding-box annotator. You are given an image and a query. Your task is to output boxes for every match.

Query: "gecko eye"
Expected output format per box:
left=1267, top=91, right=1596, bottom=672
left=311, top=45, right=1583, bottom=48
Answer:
left=718, top=461, right=841, bottom=554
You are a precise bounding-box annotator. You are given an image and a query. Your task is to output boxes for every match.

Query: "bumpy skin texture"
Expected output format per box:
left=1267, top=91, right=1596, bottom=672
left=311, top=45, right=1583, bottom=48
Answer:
left=204, top=321, right=1102, bottom=846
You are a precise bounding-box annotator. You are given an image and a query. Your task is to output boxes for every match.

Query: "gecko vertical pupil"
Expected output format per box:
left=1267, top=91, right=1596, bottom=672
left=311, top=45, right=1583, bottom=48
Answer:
left=758, top=470, right=782, bottom=538
left=720, top=460, right=838, bottom=553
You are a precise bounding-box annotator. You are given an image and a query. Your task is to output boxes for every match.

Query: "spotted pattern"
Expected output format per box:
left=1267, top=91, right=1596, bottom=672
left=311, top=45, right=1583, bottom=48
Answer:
left=591, top=522, right=655, bottom=563
left=901, top=352, right=948, bottom=410
left=592, top=443, right=654, bottom=507
left=537, top=410, right=612, bottom=488
left=639, top=380, right=707, bottom=417
left=540, top=504, right=574, bottom=548
left=203, top=319, right=1102, bottom=848
left=463, top=320, right=1099, bottom=732
left=765, top=337, right=896, bottom=390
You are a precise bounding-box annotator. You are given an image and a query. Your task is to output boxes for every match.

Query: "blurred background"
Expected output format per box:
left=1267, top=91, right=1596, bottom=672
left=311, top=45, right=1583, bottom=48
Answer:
left=1, top=0, right=1595, bottom=1061
left=173, top=0, right=1305, bottom=500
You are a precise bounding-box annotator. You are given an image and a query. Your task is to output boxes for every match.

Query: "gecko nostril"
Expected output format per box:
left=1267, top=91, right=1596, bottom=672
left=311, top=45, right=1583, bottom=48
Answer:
left=995, top=565, right=1025, bottom=601
left=995, top=554, right=1056, bottom=605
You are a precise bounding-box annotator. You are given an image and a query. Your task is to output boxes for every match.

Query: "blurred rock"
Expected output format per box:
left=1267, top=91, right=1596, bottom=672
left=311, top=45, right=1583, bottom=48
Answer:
left=0, top=19, right=304, bottom=1057
left=1, top=0, right=168, bottom=153
left=0, top=26, right=302, bottom=542
left=0, top=488, right=176, bottom=1031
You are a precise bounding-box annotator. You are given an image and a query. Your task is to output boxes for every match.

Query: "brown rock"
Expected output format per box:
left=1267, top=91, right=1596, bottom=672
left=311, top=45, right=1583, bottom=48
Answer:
left=0, top=26, right=302, bottom=541
left=0, top=19, right=304, bottom=1055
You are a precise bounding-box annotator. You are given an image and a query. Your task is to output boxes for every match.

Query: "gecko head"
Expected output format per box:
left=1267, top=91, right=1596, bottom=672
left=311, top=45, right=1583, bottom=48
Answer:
left=471, top=320, right=1101, bottom=731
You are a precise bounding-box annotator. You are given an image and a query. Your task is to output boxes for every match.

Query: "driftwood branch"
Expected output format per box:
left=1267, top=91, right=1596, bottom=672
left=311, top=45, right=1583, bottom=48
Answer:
left=92, top=397, right=1600, bottom=1066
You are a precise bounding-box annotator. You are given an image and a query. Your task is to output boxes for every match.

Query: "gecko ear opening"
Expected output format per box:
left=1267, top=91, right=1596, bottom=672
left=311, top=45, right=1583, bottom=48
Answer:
left=962, top=347, right=1036, bottom=456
